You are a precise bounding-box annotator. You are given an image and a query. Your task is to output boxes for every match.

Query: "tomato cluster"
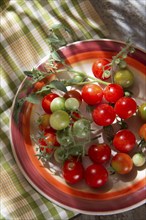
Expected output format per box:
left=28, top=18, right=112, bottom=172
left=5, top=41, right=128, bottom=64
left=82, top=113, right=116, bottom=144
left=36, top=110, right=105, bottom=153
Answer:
left=34, top=58, right=146, bottom=188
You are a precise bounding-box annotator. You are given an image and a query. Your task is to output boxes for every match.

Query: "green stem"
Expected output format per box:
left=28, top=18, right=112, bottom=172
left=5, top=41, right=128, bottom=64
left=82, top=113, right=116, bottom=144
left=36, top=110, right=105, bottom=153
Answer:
left=65, top=78, right=109, bottom=86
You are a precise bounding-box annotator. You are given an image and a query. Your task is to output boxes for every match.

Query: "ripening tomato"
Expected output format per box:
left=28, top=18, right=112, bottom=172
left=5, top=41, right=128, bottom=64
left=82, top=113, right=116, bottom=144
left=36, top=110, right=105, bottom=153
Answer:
left=63, top=158, right=84, bottom=184
left=103, top=83, right=124, bottom=103
left=81, top=84, right=103, bottom=105
left=39, top=129, right=60, bottom=146
left=92, top=59, right=111, bottom=80
left=139, top=124, right=146, bottom=141
left=113, top=129, right=136, bottom=153
left=38, top=114, right=51, bottom=130
left=114, top=97, right=137, bottom=119
left=114, top=69, right=134, bottom=88
left=92, top=103, right=116, bottom=126
left=42, top=93, right=59, bottom=114
left=88, top=144, right=111, bottom=164
left=63, top=90, right=82, bottom=104
left=138, top=103, right=146, bottom=121
left=85, top=164, right=108, bottom=188
left=111, top=153, right=133, bottom=174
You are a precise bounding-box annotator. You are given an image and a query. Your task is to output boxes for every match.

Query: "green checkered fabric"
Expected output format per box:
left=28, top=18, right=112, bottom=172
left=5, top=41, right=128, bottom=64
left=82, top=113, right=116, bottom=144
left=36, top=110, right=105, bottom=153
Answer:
left=0, top=0, right=108, bottom=219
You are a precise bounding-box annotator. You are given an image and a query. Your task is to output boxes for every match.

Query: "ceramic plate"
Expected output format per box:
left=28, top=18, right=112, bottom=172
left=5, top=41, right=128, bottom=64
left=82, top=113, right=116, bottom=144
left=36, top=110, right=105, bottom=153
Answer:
left=10, top=40, right=146, bottom=215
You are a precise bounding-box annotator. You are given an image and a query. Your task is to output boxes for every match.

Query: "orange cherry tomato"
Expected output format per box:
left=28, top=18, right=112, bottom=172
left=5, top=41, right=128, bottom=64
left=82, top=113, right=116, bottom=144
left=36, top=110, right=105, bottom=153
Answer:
left=139, top=124, right=146, bottom=141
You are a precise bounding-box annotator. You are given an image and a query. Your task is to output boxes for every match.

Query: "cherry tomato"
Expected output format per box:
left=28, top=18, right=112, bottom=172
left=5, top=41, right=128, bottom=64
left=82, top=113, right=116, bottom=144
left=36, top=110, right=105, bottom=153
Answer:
left=111, top=153, right=133, bottom=174
left=63, top=90, right=82, bottom=103
left=92, top=59, right=111, bottom=80
left=114, top=97, right=137, bottom=119
left=39, top=129, right=60, bottom=154
left=42, top=93, right=59, bottom=114
left=71, top=111, right=81, bottom=122
left=73, top=119, right=91, bottom=138
left=138, top=103, right=146, bottom=121
left=103, top=83, right=124, bottom=103
left=50, top=97, right=65, bottom=112
left=38, top=114, right=51, bottom=130
left=92, top=103, right=116, bottom=126
left=88, top=144, right=111, bottom=164
left=81, top=84, right=103, bottom=105
left=132, top=153, right=145, bottom=167
left=113, top=129, right=136, bottom=153
left=139, top=124, right=146, bottom=141
left=50, top=110, right=70, bottom=130
left=33, top=74, right=57, bottom=91
left=85, top=164, right=108, bottom=188
left=63, top=158, right=84, bottom=184
left=65, top=98, right=80, bottom=111
left=114, top=68, right=134, bottom=88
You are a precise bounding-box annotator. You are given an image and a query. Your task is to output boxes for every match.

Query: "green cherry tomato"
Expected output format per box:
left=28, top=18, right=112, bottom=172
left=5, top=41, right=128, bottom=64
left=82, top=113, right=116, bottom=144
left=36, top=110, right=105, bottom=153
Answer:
left=50, top=110, right=70, bottom=130
left=114, top=68, right=134, bottom=88
left=138, top=103, right=146, bottom=121
left=65, top=98, right=80, bottom=111
left=73, top=119, right=91, bottom=138
left=50, top=97, right=65, bottom=112
left=132, top=153, right=145, bottom=167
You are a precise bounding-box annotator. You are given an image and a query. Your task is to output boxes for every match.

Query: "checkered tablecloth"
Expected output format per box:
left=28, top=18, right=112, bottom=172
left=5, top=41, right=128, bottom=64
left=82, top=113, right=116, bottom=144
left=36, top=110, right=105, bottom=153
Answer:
left=0, top=1, right=108, bottom=219
left=1, top=0, right=146, bottom=219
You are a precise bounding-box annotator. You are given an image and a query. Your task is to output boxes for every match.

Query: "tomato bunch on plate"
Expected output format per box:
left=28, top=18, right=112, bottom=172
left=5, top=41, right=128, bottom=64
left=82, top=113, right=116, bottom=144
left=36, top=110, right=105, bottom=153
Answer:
left=34, top=57, right=146, bottom=188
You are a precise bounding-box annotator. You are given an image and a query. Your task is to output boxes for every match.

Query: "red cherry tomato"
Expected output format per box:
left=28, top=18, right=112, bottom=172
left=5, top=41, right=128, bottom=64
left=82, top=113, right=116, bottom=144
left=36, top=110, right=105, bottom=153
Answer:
left=88, top=144, right=111, bottom=164
left=63, top=158, right=84, bottom=184
left=63, top=90, right=82, bottom=104
left=111, top=153, right=133, bottom=174
left=92, top=103, right=116, bottom=126
left=85, top=164, right=108, bottom=188
left=103, top=83, right=124, bottom=103
left=92, top=59, right=111, bottom=80
left=139, top=124, right=146, bottom=141
left=39, top=129, right=60, bottom=154
left=42, top=93, right=59, bottom=114
left=114, top=97, right=137, bottom=119
left=113, top=129, right=136, bottom=153
left=71, top=111, right=81, bottom=122
left=81, top=84, right=103, bottom=105
left=33, top=74, right=57, bottom=91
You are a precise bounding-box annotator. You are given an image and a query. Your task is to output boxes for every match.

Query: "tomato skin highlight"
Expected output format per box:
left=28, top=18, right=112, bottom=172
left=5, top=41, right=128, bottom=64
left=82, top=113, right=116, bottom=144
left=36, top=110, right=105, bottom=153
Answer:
left=85, top=164, right=108, bottom=188
left=42, top=93, right=59, bottom=114
left=139, top=124, right=146, bottom=141
left=92, top=59, right=111, bottom=80
left=111, top=153, right=133, bottom=174
left=81, top=84, right=103, bottom=105
left=103, top=83, right=124, bottom=103
left=92, top=103, right=116, bottom=126
left=63, top=158, right=84, bottom=184
left=114, top=97, right=137, bottom=119
left=113, top=129, right=136, bottom=153
left=88, top=144, right=111, bottom=164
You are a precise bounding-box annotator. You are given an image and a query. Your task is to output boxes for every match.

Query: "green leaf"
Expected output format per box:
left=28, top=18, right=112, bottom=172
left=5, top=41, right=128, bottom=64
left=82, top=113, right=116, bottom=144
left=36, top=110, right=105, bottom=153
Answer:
left=23, top=71, right=33, bottom=77
left=25, top=93, right=40, bottom=104
left=36, top=85, right=51, bottom=94
left=49, top=80, right=67, bottom=92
